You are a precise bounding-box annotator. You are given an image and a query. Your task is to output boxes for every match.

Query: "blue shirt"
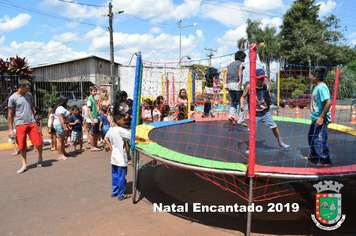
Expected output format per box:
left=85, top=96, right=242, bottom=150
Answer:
left=69, top=114, right=83, bottom=132
left=99, top=115, right=111, bottom=126
left=310, top=83, right=331, bottom=123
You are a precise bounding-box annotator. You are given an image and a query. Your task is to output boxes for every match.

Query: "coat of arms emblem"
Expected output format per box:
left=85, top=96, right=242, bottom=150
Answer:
left=311, top=180, right=346, bottom=230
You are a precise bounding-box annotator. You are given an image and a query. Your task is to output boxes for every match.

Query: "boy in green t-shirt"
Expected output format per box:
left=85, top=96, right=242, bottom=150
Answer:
left=87, top=86, right=101, bottom=151
left=304, top=68, right=332, bottom=166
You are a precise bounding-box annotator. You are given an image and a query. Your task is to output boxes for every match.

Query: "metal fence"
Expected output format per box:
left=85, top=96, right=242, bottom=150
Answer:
left=0, top=74, right=111, bottom=130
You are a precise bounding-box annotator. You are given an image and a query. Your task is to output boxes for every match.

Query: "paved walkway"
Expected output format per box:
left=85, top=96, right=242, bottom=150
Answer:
left=0, top=142, right=355, bottom=235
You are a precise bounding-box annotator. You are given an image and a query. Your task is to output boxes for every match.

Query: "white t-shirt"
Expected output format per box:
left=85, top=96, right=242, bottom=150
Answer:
left=82, top=105, right=88, bottom=122
left=142, top=109, right=152, bottom=125
left=152, top=109, right=161, bottom=122
left=163, top=116, right=169, bottom=122
left=53, top=106, right=70, bottom=126
left=48, top=114, right=54, bottom=127
left=105, top=126, right=131, bottom=167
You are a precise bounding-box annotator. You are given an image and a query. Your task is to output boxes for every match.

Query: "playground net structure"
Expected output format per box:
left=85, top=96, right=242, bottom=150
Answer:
left=130, top=47, right=356, bottom=203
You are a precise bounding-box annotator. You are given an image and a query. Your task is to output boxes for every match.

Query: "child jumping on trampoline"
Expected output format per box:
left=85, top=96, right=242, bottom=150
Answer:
left=240, top=69, right=289, bottom=150
left=304, top=68, right=332, bottom=166
left=224, top=51, right=247, bottom=127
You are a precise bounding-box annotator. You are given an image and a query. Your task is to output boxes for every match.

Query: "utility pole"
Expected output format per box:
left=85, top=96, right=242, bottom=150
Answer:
left=205, top=47, right=217, bottom=67
left=108, top=2, right=115, bottom=103
left=107, top=2, right=123, bottom=103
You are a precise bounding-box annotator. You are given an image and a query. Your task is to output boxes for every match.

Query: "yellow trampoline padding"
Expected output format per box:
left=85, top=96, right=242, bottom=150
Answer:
left=328, top=123, right=356, bottom=136
left=135, top=124, right=155, bottom=140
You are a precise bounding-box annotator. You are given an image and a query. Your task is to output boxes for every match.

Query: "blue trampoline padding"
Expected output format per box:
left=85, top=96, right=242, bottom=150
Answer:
left=149, top=119, right=195, bottom=128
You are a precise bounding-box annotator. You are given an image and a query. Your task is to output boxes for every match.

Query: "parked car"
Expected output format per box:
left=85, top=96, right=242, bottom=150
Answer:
left=270, top=94, right=286, bottom=108
left=55, top=91, right=88, bottom=108
left=288, top=94, right=311, bottom=108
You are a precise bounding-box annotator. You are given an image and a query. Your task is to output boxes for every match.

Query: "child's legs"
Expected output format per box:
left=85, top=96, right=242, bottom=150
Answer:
left=12, top=142, right=18, bottom=153
left=260, top=112, right=279, bottom=139
left=117, top=167, right=127, bottom=198
left=56, top=134, right=66, bottom=157
left=308, top=123, right=316, bottom=156
left=311, top=124, right=330, bottom=159
left=89, top=124, right=95, bottom=148
left=236, top=90, right=244, bottom=123
left=111, top=165, right=127, bottom=198
left=111, top=165, right=119, bottom=196
left=228, top=90, right=238, bottom=118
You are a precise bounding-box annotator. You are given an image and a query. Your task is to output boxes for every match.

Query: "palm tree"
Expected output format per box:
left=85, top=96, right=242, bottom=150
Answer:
left=237, top=19, right=280, bottom=79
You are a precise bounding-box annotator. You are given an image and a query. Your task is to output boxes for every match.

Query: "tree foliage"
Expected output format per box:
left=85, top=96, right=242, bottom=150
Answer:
left=37, top=85, right=60, bottom=107
left=0, top=56, right=34, bottom=80
left=279, top=0, right=351, bottom=68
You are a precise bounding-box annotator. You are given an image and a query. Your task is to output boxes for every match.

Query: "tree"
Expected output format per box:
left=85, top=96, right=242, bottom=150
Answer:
left=280, top=0, right=322, bottom=68
left=239, top=19, right=280, bottom=78
left=279, top=1, right=352, bottom=69
left=37, top=84, right=60, bottom=108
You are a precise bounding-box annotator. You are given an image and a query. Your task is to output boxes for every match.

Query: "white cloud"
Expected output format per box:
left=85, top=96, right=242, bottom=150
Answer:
left=244, top=0, right=283, bottom=11
left=260, top=17, right=283, bottom=30
left=149, top=27, right=162, bottom=34
left=87, top=27, right=204, bottom=63
left=217, top=24, right=247, bottom=48
left=317, top=0, right=336, bottom=16
left=348, top=32, right=356, bottom=38
left=112, top=0, right=200, bottom=22
left=0, top=36, right=5, bottom=46
left=201, top=2, right=244, bottom=27
left=52, top=32, right=79, bottom=43
left=6, top=40, right=87, bottom=66
left=0, top=14, right=31, bottom=33
left=40, top=0, right=105, bottom=19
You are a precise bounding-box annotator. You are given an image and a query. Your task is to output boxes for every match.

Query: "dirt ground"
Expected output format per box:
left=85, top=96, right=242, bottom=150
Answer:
left=0, top=140, right=356, bottom=236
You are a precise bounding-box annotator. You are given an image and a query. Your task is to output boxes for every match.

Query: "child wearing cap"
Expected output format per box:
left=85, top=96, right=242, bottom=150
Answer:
left=304, top=68, right=332, bottom=166
left=240, top=69, right=289, bottom=150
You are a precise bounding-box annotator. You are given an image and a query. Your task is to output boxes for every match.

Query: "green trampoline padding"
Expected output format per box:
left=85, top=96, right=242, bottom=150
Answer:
left=272, top=116, right=311, bottom=124
left=136, top=142, right=247, bottom=172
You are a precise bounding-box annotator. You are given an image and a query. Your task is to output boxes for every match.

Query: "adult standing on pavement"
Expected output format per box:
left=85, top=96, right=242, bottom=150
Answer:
left=8, top=79, right=43, bottom=174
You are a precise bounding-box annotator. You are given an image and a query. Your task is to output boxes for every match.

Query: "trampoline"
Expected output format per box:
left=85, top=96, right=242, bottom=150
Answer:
left=134, top=116, right=356, bottom=179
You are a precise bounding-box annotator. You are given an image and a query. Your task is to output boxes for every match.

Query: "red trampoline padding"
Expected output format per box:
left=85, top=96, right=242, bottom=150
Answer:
left=254, top=164, right=356, bottom=176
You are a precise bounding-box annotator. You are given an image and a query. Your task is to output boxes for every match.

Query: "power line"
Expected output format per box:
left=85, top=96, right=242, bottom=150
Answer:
left=0, top=0, right=107, bottom=29
left=58, top=0, right=106, bottom=8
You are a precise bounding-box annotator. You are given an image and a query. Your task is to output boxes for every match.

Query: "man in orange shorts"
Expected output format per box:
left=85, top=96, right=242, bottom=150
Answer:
left=8, top=79, right=43, bottom=174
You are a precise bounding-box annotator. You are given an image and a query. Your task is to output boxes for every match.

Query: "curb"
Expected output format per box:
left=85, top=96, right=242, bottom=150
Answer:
left=0, top=140, right=51, bottom=151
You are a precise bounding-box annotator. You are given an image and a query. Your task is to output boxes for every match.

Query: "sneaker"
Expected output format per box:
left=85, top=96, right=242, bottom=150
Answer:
left=317, top=159, right=332, bottom=166
left=278, top=140, right=290, bottom=149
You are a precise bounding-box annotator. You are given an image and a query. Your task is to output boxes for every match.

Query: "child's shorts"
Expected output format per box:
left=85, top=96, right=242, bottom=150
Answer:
left=71, top=130, right=83, bottom=143
left=213, top=86, right=221, bottom=92
left=256, top=112, right=277, bottom=129
left=89, top=122, right=100, bottom=135
left=54, top=125, right=66, bottom=136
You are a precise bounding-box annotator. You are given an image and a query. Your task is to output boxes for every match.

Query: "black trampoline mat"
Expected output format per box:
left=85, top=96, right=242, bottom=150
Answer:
left=149, top=120, right=356, bottom=168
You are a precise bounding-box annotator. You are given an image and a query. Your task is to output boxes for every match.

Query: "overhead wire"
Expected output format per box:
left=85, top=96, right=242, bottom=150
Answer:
left=0, top=0, right=107, bottom=29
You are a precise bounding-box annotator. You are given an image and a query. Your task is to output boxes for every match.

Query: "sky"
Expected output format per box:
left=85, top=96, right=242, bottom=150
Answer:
left=0, top=0, right=355, bottom=72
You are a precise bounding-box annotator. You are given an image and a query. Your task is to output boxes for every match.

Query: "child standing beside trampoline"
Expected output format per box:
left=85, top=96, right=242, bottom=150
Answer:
left=105, top=110, right=132, bottom=200
left=240, top=69, right=290, bottom=150
left=305, top=68, right=332, bottom=166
